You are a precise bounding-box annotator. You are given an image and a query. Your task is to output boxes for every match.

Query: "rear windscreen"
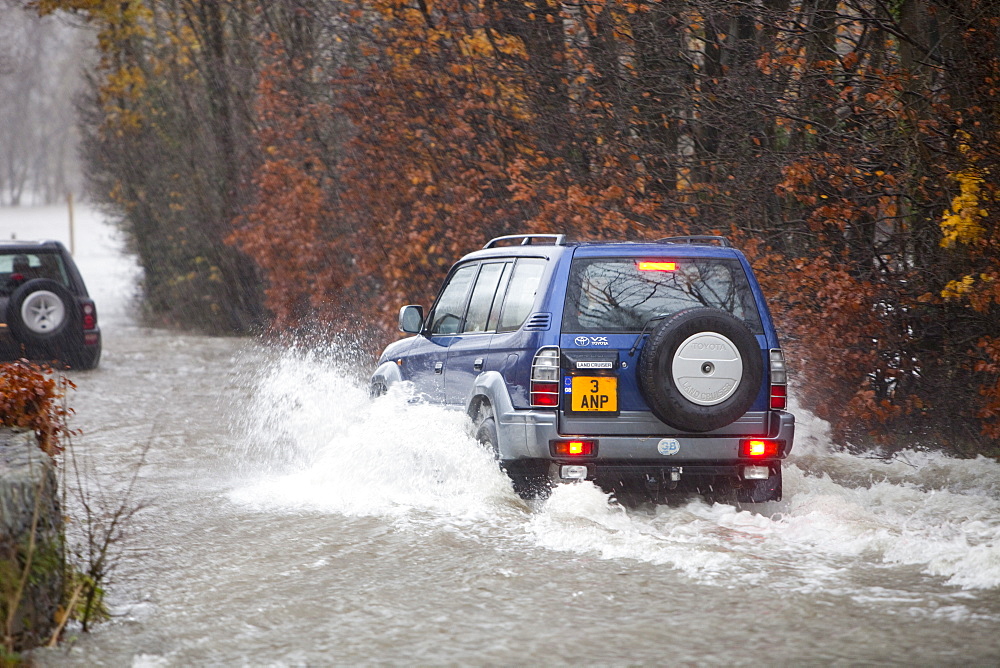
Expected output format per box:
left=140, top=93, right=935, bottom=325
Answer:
left=562, top=257, right=763, bottom=334
left=0, top=251, right=71, bottom=296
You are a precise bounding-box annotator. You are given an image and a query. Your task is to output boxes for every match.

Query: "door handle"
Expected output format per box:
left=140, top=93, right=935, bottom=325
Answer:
left=434, top=362, right=444, bottom=374
left=473, top=358, right=484, bottom=371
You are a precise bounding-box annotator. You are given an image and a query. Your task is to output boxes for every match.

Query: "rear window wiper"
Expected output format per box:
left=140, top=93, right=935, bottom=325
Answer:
left=628, top=313, right=670, bottom=357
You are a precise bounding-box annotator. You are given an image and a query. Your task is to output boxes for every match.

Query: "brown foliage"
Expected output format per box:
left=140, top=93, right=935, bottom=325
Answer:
left=227, top=1, right=1000, bottom=451
left=33, top=0, right=986, bottom=452
left=229, top=34, right=349, bottom=332
left=0, top=361, right=75, bottom=458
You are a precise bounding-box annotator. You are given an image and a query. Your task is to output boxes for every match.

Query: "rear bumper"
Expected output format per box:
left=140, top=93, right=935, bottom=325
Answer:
left=0, top=323, right=101, bottom=356
left=497, top=408, right=795, bottom=463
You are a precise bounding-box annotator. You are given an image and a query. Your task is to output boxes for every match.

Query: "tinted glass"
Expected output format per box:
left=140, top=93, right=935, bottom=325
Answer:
left=464, top=262, right=507, bottom=333
left=498, top=258, right=546, bottom=332
left=430, top=264, right=477, bottom=335
left=0, top=250, right=70, bottom=296
left=562, top=257, right=762, bottom=334
left=486, top=263, right=513, bottom=332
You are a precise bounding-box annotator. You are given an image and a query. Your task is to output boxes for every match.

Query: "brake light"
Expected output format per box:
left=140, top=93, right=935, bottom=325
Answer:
left=81, top=303, right=97, bottom=330
left=637, top=261, right=677, bottom=272
left=769, top=348, right=787, bottom=409
left=770, top=385, right=786, bottom=409
left=741, top=439, right=780, bottom=458
left=530, top=347, right=560, bottom=407
left=551, top=439, right=597, bottom=457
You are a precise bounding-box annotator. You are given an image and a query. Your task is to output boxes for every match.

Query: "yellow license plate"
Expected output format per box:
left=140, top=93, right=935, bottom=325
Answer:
left=571, top=376, right=618, bottom=412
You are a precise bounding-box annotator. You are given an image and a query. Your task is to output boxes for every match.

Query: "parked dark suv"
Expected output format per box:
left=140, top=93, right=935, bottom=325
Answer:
left=0, top=240, right=101, bottom=370
left=371, top=234, right=793, bottom=503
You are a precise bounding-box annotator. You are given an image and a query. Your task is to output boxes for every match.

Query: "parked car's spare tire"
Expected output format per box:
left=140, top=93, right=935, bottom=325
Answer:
left=638, top=307, right=762, bottom=432
left=6, top=279, right=79, bottom=346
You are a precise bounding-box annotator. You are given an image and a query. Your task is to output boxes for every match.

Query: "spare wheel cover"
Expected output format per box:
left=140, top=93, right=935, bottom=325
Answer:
left=638, top=307, right=763, bottom=433
left=672, top=331, right=743, bottom=406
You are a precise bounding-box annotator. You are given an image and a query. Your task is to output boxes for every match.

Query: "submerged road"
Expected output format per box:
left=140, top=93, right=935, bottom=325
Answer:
left=2, top=205, right=998, bottom=665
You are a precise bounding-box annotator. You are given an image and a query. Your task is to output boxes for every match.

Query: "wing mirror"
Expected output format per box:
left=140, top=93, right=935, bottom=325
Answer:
left=398, top=305, right=424, bottom=334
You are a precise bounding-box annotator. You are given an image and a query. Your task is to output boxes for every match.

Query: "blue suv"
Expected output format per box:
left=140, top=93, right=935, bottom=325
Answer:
left=371, top=234, right=794, bottom=503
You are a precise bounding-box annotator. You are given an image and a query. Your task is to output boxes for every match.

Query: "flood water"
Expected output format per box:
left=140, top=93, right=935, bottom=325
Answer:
left=3, top=206, right=999, bottom=665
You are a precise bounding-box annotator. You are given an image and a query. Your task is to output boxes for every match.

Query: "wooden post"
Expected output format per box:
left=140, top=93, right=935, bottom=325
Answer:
left=67, top=192, right=75, bottom=255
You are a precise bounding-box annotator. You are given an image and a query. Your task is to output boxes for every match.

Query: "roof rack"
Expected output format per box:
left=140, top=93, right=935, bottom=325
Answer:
left=657, top=235, right=732, bottom=248
left=483, top=234, right=567, bottom=249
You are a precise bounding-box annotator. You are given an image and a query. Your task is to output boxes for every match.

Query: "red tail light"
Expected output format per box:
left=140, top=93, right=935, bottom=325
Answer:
left=741, top=439, right=780, bottom=458
left=769, top=349, right=787, bottom=409
left=551, top=439, right=597, bottom=457
left=770, top=385, right=787, bottom=409
left=530, top=347, right=560, bottom=407
left=532, top=382, right=559, bottom=406
left=81, top=303, right=97, bottom=330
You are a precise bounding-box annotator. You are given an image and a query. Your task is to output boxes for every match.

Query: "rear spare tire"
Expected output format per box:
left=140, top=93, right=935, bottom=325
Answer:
left=6, top=279, right=78, bottom=346
left=638, top=307, right=762, bottom=432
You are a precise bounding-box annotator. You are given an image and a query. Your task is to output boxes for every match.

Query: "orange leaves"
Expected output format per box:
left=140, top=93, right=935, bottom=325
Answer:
left=228, top=35, right=345, bottom=331
left=0, top=361, right=75, bottom=458
left=226, top=1, right=1000, bottom=449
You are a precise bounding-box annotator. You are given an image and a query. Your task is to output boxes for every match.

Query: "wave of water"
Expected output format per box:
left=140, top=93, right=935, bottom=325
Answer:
left=227, top=345, right=1000, bottom=600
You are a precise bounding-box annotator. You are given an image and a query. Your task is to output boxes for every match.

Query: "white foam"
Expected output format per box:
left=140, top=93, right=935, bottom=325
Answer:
left=227, top=347, right=1000, bottom=596
left=228, top=346, right=517, bottom=521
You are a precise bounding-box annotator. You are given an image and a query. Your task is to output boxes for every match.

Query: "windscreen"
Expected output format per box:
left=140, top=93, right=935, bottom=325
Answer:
left=562, top=257, right=763, bottom=334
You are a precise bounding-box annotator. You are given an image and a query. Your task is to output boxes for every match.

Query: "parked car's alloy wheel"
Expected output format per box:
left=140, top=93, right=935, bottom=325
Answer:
left=20, top=289, right=66, bottom=334
left=6, top=279, right=79, bottom=345
left=638, top=307, right=763, bottom=432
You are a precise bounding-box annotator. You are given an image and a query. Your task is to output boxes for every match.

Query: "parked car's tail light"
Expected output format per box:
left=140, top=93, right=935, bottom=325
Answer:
left=82, top=302, right=97, bottom=330
left=551, top=439, right=597, bottom=457
left=769, top=348, right=787, bottom=409
left=741, top=439, right=781, bottom=458
left=530, top=347, right=560, bottom=407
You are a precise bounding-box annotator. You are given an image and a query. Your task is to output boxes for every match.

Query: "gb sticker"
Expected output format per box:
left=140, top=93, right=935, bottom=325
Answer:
left=657, top=438, right=681, bottom=456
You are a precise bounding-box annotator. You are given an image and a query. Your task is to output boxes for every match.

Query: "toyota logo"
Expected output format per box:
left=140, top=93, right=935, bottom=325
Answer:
left=574, top=336, right=590, bottom=346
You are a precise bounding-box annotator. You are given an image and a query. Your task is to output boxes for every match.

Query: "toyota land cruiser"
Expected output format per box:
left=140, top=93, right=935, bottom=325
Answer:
left=371, top=234, right=793, bottom=503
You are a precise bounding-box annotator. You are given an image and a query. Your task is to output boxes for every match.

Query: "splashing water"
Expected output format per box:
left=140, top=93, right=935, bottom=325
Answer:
left=225, top=344, right=1000, bottom=603
left=228, top=343, right=518, bottom=520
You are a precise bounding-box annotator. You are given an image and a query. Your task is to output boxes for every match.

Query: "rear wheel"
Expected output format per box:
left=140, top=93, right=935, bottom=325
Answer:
left=735, top=467, right=782, bottom=503
left=475, top=414, right=549, bottom=499
left=62, top=340, right=101, bottom=370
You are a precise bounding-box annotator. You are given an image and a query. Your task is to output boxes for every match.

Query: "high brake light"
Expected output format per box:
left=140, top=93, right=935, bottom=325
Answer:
left=530, top=347, right=560, bottom=407
left=637, top=261, right=677, bottom=272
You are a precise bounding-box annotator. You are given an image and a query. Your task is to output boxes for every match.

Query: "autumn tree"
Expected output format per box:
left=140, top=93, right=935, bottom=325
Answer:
left=32, top=0, right=1000, bottom=451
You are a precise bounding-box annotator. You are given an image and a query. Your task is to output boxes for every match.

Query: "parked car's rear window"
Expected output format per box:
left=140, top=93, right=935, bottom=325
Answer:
left=0, top=251, right=71, bottom=296
left=562, top=257, right=763, bottom=334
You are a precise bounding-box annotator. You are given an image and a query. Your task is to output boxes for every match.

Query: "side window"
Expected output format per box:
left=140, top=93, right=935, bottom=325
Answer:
left=463, top=262, right=508, bottom=333
left=486, top=263, right=513, bottom=332
left=497, top=258, right=546, bottom=332
left=430, top=264, right=477, bottom=335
